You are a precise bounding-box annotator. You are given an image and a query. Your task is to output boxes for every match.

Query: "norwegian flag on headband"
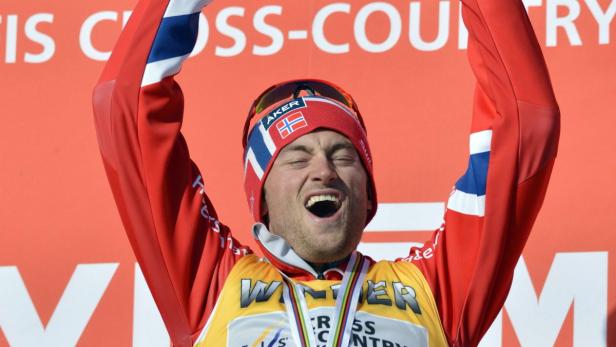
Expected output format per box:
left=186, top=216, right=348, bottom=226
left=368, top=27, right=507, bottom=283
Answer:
left=275, top=112, right=308, bottom=139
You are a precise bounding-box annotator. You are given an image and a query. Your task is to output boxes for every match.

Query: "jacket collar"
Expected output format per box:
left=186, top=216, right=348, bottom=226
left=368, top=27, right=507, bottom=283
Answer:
left=252, top=223, right=352, bottom=280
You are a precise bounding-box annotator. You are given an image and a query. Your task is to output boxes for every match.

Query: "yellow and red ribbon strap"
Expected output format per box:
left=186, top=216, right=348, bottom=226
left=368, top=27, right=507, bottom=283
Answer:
left=282, top=276, right=315, bottom=347
left=328, top=252, right=368, bottom=347
left=281, top=251, right=369, bottom=347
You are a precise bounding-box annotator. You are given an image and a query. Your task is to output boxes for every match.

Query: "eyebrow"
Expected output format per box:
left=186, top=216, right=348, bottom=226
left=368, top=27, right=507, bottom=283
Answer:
left=280, top=144, right=312, bottom=155
left=329, top=142, right=356, bottom=154
left=280, top=142, right=356, bottom=156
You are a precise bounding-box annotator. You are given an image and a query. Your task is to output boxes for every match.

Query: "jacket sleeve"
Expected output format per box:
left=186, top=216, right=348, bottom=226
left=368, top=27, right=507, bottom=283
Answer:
left=402, top=0, right=560, bottom=345
left=91, top=0, right=250, bottom=345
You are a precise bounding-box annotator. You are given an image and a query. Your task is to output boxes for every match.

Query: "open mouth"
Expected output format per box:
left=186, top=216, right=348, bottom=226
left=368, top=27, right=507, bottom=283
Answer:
left=305, top=194, right=342, bottom=218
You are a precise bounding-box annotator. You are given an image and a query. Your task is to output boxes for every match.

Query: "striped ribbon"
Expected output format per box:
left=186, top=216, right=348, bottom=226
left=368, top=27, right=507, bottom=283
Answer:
left=281, top=252, right=369, bottom=347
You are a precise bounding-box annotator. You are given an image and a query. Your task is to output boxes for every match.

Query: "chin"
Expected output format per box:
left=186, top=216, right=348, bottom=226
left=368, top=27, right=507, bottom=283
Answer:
left=278, top=208, right=364, bottom=263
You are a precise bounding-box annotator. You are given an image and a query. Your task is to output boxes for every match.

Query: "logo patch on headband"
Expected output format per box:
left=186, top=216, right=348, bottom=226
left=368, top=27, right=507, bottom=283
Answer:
left=276, top=112, right=308, bottom=139
left=261, top=98, right=306, bottom=130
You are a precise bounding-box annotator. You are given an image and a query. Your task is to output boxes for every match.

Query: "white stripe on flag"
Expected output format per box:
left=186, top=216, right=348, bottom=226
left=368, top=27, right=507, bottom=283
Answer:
left=141, top=55, right=188, bottom=87
left=163, top=0, right=211, bottom=17
left=244, top=148, right=264, bottom=179
left=447, top=189, right=485, bottom=216
left=365, top=203, right=444, bottom=231
left=258, top=123, right=276, bottom=154
left=469, top=129, right=492, bottom=155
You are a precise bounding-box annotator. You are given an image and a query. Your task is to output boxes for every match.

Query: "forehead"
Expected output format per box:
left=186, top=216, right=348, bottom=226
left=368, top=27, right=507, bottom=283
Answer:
left=279, top=129, right=353, bottom=153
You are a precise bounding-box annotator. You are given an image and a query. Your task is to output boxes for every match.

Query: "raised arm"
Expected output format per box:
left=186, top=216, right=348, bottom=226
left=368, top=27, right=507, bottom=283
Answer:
left=92, top=0, right=249, bottom=345
left=404, top=0, right=560, bottom=345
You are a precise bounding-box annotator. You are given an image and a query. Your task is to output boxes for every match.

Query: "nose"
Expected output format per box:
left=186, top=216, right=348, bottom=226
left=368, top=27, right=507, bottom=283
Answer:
left=309, top=154, right=338, bottom=184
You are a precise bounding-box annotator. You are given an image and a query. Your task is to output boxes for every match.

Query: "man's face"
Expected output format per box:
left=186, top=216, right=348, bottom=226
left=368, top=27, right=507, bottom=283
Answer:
left=263, top=130, right=370, bottom=264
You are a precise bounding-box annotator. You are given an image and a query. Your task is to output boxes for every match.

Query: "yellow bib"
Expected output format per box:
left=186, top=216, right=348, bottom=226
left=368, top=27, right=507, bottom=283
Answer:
left=195, top=255, right=449, bottom=347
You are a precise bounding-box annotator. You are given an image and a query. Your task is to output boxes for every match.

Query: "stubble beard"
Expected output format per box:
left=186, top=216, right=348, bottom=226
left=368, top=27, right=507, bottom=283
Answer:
left=268, top=202, right=364, bottom=264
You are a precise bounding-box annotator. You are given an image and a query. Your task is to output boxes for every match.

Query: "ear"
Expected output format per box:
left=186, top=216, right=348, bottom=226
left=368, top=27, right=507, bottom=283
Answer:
left=366, top=184, right=373, bottom=210
left=260, top=190, right=269, bottom=221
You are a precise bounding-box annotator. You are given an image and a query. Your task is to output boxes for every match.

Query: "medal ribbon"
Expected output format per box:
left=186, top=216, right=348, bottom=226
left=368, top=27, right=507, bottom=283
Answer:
left=281, top=251, right=369, bottom=347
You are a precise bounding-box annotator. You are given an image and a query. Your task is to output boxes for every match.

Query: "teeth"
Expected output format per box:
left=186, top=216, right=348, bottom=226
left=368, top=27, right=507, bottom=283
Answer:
left=305, top=195, right=339, bottom=208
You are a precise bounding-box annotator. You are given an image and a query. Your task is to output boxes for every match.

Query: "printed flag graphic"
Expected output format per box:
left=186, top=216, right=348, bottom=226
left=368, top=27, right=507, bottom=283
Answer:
left=275, top=112, right=308, bottom=139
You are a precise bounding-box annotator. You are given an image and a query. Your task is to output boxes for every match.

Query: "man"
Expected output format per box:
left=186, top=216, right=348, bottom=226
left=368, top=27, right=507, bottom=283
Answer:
left=92, top=0, right=559, bottom=346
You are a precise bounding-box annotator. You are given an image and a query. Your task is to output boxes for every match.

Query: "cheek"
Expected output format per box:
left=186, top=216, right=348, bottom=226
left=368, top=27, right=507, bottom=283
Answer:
left=264, top=173, right=301, bottom=211
left=344, top=171, right=369, bottom=198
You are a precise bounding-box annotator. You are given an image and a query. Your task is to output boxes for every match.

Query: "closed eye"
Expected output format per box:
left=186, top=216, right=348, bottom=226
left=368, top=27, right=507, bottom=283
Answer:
left=285, top=157, right=310, bottom=168
left=333, top=156, right=356, bottom=165
left=330, top=146, right=359, bottom=165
